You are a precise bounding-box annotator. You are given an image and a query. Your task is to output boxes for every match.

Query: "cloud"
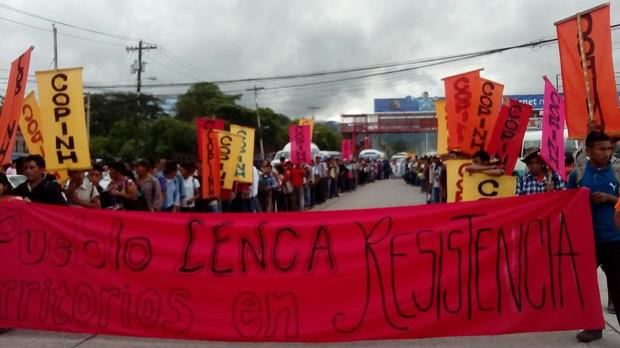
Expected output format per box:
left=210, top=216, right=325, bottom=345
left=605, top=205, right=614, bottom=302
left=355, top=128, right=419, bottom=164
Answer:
left=0, top=0, right=617, bottom=120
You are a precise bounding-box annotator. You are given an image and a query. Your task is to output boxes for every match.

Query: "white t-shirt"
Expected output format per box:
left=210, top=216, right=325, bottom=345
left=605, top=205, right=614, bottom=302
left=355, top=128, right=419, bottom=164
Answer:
left=181, top=176, right=201, bottom=208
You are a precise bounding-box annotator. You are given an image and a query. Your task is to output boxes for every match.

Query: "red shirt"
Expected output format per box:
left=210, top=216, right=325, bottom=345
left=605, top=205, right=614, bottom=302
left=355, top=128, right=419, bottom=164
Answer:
left=290, top=167, right=304, bottom=187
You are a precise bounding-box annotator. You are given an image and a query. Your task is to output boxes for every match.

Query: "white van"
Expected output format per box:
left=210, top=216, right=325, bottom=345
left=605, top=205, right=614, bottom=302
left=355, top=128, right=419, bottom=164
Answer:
left=271, top=142, right=321, bottom=167
left=359, top=149, right=386, bottom=160
left=513, top=129, right=578, bottom=175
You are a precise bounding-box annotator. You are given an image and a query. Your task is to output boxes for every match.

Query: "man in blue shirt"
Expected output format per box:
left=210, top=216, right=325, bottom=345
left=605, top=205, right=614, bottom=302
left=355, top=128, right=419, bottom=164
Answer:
left=567, top=131, right=620, bottom=342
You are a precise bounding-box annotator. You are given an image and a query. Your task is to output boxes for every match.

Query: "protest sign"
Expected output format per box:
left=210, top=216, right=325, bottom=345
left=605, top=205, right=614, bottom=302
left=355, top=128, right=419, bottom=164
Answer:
left=200, top=129, right=221, bottom=199
left=19, top=92, right=68, bottom=182
left=230, top=124, right=255, bottom=184
left=289, top=125, right=311, bottom=164
left=217, top=130, right=243, bottom=190
left=0, top=189, right=602, bottom=341
left=196, top=118, right=224, bottom=161
left=299, top=118, right=315, bottom=138
left=435, top=99, right=448, bottom=155
left=541, top=76, right=566, bottom=180
left=462, top=173, right=516, bottom=201
left=443, top=69, right=482, bottom=151
left=0, top=47, right=33, bottom=165
left=446, top=159, right=472, bottom=203
left=556, top=4, right=620, bottom=137
left=487, top=100, right=532, bottom=175
left=341, top=139, right=352, bottom=161
left=462, top=79, right=504, bottom=155
left=36, top=67, right=91, bottom=170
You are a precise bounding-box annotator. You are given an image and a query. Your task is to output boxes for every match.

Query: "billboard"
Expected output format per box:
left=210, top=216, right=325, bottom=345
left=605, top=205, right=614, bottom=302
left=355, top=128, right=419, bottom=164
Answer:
left=374, top=95, right=436, bottom=112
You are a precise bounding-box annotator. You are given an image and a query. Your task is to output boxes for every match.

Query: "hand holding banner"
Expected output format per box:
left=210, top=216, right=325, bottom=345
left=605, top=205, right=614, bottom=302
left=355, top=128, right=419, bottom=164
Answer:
left=541, top=76, right=566, bottom=180
left=36, top=67, right=91, bottom=170
left=0, top=47, right=33, bottom=165
left=289, top=125, right=311, bottom=164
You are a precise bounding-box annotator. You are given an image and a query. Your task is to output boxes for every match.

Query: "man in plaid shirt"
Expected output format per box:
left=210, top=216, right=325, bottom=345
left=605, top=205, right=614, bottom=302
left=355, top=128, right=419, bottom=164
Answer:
left=516, top=148, right=565, bottom=196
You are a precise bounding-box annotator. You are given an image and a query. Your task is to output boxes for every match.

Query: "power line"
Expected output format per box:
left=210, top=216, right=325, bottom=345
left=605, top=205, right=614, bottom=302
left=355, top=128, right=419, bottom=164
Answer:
left=158, top=47, right=220, bottom=79
left=0, top=1, right=141, bottom=41
left=0, top=15, right=128, bottom=47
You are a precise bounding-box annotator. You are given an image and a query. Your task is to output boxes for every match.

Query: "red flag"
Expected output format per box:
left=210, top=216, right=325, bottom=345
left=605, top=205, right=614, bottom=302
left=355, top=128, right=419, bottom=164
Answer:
left=0, top=47, right=33, bottom=165
left=556, top=4, right=620, bottom=138
left=200, top=128, right=221, bottom=199
left=487, top=100, right=532, bottom=175
left=461, top=78, right=504, bottom=155
left=196, top=117, right=224, bottom=161
left=443, top=69, right=482, bottom=151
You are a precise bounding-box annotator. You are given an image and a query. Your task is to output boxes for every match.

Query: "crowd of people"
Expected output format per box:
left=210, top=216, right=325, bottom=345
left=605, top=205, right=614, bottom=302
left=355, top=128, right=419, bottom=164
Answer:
left=0, top=154, right=399, bottom=214
left=1, top=131, right=619, bottom=343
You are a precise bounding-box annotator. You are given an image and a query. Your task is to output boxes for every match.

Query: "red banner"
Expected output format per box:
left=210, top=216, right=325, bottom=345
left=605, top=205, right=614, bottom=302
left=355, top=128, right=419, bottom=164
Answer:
left=200, top=129, right=221, bottom=199
left=196, top=117, right=224, bottom=161
left=556, top=4, right=620, bottom=137
left=289, top=125, right=311, bottom=164
left=341, top=139, right=352, bottom=161
left=462, top=78, right=504, bottom=155
left=0, top=47, right=33, bottom=165
left=443, top=69, right=482, bottom=151
left=541, top=76, right=566, bottom=180
left=0, top=189, right=603, bottom=342
left=487, top=100, right=532, bottom=175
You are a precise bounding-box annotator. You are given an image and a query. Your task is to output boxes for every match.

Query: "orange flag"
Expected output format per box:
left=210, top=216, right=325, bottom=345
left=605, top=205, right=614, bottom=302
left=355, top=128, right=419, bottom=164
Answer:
left=443, top=69, right=482, bottom=151
left=200, top=128, right=221, bottom=199
left=556, top=4, right=619, bottom=138
left=461, top=78, right=504, bottom=155
left=0, top=47, right=33, bottom=165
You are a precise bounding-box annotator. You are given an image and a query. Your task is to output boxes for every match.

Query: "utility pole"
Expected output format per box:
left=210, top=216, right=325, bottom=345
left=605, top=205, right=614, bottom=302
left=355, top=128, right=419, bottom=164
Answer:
left=247, top=85, right=265, bottom=159
left=126, top=40, right=157, bottom=158
left=52, top=24, right=58, bottom=69
left=307, top=106, right=320, bottom=120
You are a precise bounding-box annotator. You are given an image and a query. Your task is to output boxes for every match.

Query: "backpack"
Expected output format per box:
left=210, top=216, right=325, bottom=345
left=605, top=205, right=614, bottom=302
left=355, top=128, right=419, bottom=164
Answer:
left=574, top=160, right=620, bottom=187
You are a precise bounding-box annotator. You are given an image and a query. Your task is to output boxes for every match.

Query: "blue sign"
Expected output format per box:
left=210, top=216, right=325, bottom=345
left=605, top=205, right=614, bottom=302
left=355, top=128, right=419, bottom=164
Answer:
left=374, top=96, right=436, bottom=112
left=505, top=94, right=545, bottom=110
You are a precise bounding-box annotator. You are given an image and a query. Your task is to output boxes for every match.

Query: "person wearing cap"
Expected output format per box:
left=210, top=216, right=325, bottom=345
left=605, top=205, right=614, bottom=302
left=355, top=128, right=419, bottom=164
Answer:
left=515, top=148, right=565, bottom=196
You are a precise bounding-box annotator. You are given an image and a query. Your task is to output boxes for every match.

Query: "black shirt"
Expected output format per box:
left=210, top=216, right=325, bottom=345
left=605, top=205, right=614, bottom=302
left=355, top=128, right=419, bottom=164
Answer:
left=13, top=175, right=68, bottom=205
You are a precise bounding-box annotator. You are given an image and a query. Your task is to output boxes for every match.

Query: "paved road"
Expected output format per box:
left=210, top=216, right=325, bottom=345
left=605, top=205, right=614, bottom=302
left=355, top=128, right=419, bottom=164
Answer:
left=1, top=179, right=619, bottom=347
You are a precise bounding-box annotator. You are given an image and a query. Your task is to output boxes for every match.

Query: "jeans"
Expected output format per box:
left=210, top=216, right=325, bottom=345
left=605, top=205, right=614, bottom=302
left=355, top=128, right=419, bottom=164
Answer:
left=587, top=242, right=620, bottom=329
left=431, top=187, right=441, bottom=203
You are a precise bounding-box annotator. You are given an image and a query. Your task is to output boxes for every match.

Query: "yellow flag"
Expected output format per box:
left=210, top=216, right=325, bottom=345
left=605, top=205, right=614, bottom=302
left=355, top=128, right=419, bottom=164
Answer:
left=445, top=159, right=471, bottom=203
left=216, top=130, right=243, bottom=190
left=230, top=124, right=255, bottom=183
left=19, top=92, right=68, bottom=183
left=36, top=67, right=91, bottom=170
left=299, top=118, right=314, bottom=138
left=435, top=99, right=448, bottom=155
left=462, top=173, right=516, bottom=202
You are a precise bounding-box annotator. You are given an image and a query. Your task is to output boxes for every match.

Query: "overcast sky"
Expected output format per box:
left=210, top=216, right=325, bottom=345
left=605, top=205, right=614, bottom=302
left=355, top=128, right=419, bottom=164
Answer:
left=0, top=0, right=619, bottom=121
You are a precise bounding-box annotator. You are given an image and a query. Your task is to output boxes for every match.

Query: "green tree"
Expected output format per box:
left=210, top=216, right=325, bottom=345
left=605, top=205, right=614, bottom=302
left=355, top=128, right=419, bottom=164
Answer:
left=175, top=82, right=240, bottom=122
left=89, top=92, right=163, bottom=138
left=312, top=123, right=342, bottom=151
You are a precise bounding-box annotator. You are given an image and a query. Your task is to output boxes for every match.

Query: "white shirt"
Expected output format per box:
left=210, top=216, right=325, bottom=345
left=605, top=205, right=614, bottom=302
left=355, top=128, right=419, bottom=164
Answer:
left=6, top=167, right=16, bottom=175
left=181, top=176, right=200, bottom=208
left=252, top=166, right=260, bottom=197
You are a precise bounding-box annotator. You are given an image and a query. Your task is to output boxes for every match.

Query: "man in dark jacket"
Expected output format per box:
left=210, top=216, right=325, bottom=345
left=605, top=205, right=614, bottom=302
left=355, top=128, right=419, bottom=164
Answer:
left=13, top=155, right=67, bottom=205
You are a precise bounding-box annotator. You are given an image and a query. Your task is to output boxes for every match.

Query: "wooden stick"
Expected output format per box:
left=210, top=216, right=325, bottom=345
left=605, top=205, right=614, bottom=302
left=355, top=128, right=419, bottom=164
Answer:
left=576, top=13, right=595, bottom=123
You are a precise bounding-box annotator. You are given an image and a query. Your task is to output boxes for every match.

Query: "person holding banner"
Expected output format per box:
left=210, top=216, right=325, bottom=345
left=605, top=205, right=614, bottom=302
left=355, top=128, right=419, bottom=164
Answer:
left=567, top=131, right=620, bottom=342
left=516, top=148, right=565, bottom=196
left=13, top=155, right=67, bottom=205
left=465, top=150, right=505, bottom=176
